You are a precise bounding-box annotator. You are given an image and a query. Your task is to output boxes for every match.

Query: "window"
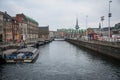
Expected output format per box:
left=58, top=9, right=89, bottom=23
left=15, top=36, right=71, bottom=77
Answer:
left=0, top=26, right=2, bottom=32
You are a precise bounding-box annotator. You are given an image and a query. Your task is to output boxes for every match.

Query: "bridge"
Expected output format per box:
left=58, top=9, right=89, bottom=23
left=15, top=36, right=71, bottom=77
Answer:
left=54, top=38, right=65, bottom=41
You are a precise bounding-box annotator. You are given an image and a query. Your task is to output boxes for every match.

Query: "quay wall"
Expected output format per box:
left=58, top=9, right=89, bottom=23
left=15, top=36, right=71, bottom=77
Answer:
left=66, top=39, right=120, bottom=60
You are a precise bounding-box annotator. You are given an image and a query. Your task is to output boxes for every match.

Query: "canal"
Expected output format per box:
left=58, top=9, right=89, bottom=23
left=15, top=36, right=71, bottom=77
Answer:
left=0, top=41, right=120, bottom=80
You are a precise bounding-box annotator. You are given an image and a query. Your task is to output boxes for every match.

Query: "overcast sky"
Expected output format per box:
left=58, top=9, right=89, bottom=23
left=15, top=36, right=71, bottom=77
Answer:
left=0, top=0, right=120, bottom=31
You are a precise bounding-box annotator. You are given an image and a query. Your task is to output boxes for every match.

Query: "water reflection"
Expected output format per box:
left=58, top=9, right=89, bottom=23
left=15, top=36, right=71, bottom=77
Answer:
left=0, top=41, right=120, bottom=80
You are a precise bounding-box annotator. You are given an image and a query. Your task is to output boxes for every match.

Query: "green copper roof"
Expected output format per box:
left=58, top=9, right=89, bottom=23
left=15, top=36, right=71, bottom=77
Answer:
left=24, top=15, right=38, bottom=24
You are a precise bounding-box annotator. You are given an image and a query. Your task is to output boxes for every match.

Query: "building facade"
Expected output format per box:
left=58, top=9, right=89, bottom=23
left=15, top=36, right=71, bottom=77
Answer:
left=112, top=23, right=120, bottom=39
left=15, top=14, right=39, bottom=42
left=38, top=26, right=49, bottom=40
left=0, top=11, right=21, bottom=42
left=49, top=31, right=56, bottom=38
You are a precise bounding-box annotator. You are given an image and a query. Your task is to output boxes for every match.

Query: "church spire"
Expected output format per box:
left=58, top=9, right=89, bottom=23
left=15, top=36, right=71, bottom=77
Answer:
left=75, top=18, right=79, bottom=30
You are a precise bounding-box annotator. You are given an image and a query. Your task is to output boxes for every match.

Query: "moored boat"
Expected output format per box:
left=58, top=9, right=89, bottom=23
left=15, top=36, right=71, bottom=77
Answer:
left=4, top=47, right=39, bottom=63
left=3, top=49, right=18, bottom=63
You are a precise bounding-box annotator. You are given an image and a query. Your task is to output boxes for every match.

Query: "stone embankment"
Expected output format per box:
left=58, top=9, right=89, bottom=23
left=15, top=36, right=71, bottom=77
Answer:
left=66, top=39, right=120, bottom=60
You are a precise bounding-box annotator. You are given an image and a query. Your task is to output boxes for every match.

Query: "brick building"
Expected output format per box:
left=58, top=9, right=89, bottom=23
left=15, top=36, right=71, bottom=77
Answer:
left=15, top=13, right=39, bottom=42
left=38, top=26, right=49, bottom=40
left=0, top=11, right=21, bottom=42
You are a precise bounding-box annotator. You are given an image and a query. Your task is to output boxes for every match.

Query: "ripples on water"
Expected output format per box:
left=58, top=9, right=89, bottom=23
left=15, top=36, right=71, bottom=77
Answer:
left=0, top=41, right=120, bottom=80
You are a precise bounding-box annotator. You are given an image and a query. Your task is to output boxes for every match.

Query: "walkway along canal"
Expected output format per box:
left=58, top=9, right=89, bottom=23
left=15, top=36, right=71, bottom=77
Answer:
left=0, top=41, right=120, bottom=80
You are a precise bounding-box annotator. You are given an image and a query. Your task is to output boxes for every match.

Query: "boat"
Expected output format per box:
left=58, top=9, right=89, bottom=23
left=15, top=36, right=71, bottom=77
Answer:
left=0, top=49, right=6, bottom=63
left=4, top=47, right=39, bottom=63
left=3, top=49, right=18, bottom=63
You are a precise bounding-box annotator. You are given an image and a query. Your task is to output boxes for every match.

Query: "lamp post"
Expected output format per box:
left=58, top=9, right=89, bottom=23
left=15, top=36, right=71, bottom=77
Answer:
left=99, top=23, right=101, bottom=36
left=86, top=15, right=88, bottom=38
left=100, top=16, right=104, bottom=36
left=108, top=0, right=112, bottom=38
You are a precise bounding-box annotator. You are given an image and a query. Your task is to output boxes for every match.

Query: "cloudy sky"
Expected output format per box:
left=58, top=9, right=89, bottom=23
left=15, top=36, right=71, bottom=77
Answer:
left=0, top=0, right=120, bottom=31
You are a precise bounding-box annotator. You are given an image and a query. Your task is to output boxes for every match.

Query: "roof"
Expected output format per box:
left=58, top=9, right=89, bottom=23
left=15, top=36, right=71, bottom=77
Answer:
left=16, top=13, right=38, bottom=25
left=39, top=26, right=49, bottom=31
left=3, top=49, right=17, bottom=55
left=102, top=27, right=114, bottom=31
left=17, top=47, right=37, bottom=53
left=0, top=11, right=4, bottom=15
left=89, top=28, right=100, bottom=30
left=24, top=15, right=38, bottom=25
left=0, top=11, right=13, bottom=22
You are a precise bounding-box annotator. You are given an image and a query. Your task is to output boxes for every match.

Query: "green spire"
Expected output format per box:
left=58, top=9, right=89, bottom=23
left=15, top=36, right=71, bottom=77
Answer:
left=75, top=18, right=79, bottom=30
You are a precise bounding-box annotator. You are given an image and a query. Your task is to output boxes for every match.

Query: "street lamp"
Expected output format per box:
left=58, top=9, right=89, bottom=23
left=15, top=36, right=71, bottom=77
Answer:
left=108, top=0, right=112, bottom=38
left=86, top=15, right=88, bottom=38
left=100, top=16, right=104, bottom=36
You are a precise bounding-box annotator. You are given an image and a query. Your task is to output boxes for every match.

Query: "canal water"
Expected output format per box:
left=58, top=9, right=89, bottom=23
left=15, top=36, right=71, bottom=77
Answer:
left=0, top=41, right=120, bottom=80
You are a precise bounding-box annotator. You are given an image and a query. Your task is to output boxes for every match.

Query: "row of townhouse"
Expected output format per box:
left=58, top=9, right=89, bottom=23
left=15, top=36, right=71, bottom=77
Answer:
left=0, top=11, right=21, bottom=42
left=15, top=13, right=39, bottom=42
left=0, top=11, right=49, bottom=43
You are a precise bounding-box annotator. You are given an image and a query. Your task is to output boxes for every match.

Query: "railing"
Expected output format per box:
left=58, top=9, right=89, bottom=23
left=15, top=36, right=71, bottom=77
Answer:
left=77, top=38, right=120, bottom=47
left=69, top=38, right=120, bottom=48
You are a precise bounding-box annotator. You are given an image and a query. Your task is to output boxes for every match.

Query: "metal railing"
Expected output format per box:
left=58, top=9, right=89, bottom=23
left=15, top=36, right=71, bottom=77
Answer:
left=76, top=38, right=120, bottom=48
